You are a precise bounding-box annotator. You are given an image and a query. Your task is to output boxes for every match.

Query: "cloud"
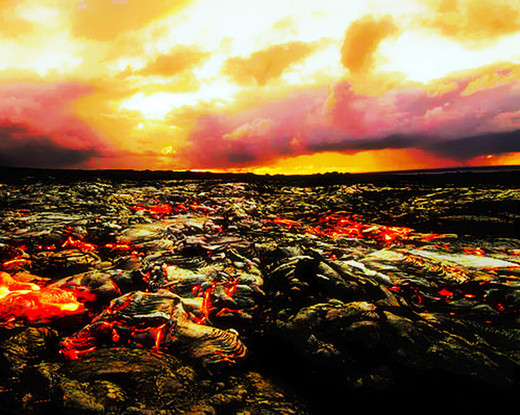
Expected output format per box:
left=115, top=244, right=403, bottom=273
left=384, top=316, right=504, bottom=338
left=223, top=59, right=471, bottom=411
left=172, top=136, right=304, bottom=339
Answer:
left=314, top=75, right=520, bottom=160
left=305, top=129, right=520, bottom=162
left=327, top=73, right=520, bottom=138
left=340, top=14, right=397, bottom=73
left=223, top=41, right=316, bottom=85
left=0, top=121, right=99, bottom=168
left=181, top=65, right=520, bottom=169
left=271, top=17, right=298, bottom=36
left=0, top=82, right=115, bottom=168
left=223, top=118, right=276, bottom=141
left=71, top=0, right=193, bottom=41
left=0, top=1, right=34, bottom=38
left=306, top=132, right=415, bottom=153
left=422, top=0, right=520, bottom=46
left=137, top=46, right=209, bottom=77
left=181, top=88, right=326, bottom=168
left=426, top=129, right=520, bottom=160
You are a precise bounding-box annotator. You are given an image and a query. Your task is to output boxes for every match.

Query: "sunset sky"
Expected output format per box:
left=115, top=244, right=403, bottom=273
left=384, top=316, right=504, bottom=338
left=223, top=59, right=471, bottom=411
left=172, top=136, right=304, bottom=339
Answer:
left=1, top=0, right=519, bottom=173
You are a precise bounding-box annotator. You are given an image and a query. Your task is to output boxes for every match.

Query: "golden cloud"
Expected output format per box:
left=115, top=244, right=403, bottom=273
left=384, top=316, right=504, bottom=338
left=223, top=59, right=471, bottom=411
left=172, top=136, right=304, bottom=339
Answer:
left=71, top=0, right=193, bottom=41
left=223, top=41, right=316, bottom=86
left=422, top=0, right=520, bottom=45
left=341, top=14, right=397, bottom=74
left=137, top=46, right=209, bottom=77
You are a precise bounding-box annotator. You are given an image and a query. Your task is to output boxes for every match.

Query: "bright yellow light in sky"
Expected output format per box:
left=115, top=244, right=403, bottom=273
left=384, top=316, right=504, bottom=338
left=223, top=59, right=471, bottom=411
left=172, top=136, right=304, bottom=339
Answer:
left=0, top=0, right=519, bottom=172
left=161, top=146, right=175, bottom=155
left=18, top=4, right=60, bottom=23
left=120, top=79, right=239, bottom=120
left=380, top=30, right=520, bottom=83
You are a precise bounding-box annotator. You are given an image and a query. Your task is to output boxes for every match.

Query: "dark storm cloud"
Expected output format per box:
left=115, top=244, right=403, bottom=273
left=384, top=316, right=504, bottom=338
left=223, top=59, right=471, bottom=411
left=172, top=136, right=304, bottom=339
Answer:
left=0, top=122, right=99, bottom=168
left=426, top=129, right=520, bottom=160
left=227, top=151, right=258, bottom=164
left=307, top=132, right=415, bottom=153
left=307, top=129, right=520, bottom=161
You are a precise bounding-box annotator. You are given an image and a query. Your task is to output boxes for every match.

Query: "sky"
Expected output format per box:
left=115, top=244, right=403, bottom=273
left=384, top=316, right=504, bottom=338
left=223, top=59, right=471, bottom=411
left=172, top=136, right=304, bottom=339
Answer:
left=0, top=0, right=519, bottom=174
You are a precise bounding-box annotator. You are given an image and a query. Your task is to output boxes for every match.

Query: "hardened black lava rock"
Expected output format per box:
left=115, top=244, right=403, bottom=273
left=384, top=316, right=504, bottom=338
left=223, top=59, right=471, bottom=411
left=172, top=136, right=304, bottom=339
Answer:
left=0, top=169, right=519, bottom=414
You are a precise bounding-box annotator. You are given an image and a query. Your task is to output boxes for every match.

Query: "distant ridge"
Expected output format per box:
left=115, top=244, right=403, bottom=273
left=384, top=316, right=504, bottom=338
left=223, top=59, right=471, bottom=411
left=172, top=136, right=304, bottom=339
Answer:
left=0, top=165, right=519, bottom=186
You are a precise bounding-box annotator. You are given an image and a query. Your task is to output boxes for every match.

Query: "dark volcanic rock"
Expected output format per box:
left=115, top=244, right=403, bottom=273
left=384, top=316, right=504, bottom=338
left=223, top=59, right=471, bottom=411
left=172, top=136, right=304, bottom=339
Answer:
left=0, top=171, right=519, bottom=413
left=18, top=348, right=308, bottom=415
left=1, top=327, right=58, bottom=375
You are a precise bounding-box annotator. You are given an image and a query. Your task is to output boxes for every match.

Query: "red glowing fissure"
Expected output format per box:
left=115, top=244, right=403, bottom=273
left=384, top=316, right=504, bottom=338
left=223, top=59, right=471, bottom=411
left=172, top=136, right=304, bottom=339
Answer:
left=192, top=280, right=239, bottom=325
left=462, top=247, right=485, bottom=256
left=2, top=204, right=516, bottom=362
left=2, top=239, right=140, bottom=270
left=59, top=294, right=173, bottom=361
left=61, top=236, right=137, bottom=253
left=62, top=235, right=97, bottom=251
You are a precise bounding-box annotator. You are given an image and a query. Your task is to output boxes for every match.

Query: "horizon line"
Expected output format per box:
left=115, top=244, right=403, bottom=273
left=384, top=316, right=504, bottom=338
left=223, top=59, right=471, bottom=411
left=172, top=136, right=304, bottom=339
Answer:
left=1, top=164, right=520, bottom=176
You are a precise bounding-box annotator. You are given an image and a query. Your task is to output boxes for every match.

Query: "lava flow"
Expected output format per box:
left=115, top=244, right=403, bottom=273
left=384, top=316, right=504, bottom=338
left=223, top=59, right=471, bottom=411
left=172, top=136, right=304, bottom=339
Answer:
left=0, top=271, right=84, bottom=324
left=2, top=244, right=30, bottom=269
left=272, top=213, right=420, bottom=244
left=129, top=203, right=172, bottom=216
left=312, top=213, right=414, bottom=243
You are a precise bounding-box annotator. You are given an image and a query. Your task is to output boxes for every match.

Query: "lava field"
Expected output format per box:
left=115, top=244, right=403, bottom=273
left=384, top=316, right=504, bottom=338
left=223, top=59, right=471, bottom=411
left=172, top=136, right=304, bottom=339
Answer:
left=0, top=170, right=519, bottom=414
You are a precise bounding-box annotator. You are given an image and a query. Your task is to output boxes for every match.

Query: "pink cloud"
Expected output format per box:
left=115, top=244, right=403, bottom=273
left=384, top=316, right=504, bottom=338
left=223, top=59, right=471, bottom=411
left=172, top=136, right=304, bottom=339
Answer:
left=183, top=89, right=328, bottom=168
left=182, top=74, right=520, bottom=168
left=0, top=82, right=115, bottom=168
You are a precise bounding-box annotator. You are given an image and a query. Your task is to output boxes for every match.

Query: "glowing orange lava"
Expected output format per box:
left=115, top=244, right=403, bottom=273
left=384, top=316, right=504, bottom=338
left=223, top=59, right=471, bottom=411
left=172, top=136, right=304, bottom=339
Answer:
left=192, top=280, right=239, bottom=325
left=0, top=272, right=84, bottom=324
left=62, top=236, right=98, bottom=251
left=271, top=213, right=423, bottom=244
left=129, top=203, right=173, bottom=216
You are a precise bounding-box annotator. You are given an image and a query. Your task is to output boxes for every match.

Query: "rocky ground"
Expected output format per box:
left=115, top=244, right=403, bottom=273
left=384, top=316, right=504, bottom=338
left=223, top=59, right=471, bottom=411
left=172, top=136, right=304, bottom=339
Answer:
left=0, top=170, right=519, bottom=414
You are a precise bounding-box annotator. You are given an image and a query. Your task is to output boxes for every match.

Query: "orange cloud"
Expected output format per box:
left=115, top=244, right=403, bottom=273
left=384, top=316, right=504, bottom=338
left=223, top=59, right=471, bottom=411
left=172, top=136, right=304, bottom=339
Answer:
left=472, top=151, right=520, bottom=167
left=341, top=15, right=397, bottom=73
left=458, top=63, right=520, bottom=95
left=224, top=41, right=316, bottom=86
left=422, top=0, right=520, bottom=45
left=137, top=46, right=208, bottom=77
left=71, top=0, right=193, bottom=41
left=271, top=17, right=298, bottom=35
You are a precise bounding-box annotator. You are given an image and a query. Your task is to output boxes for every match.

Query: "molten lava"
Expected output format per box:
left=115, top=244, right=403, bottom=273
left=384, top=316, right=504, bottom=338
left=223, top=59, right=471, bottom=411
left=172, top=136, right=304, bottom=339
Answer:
left=129, top=203, right=172, bottom=216
left=272, top=217, right=300, bottom=228
left=314, top=213, right=414, bottom=242
left=193, top=280, right=239, bottom=324
left=62, top=236, right=97, bottom=251
left=2, top=245, right=31, bottom=269
left=271, top=213, right=420, bottom=244
left=0, top=271, right=84, bottom=324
